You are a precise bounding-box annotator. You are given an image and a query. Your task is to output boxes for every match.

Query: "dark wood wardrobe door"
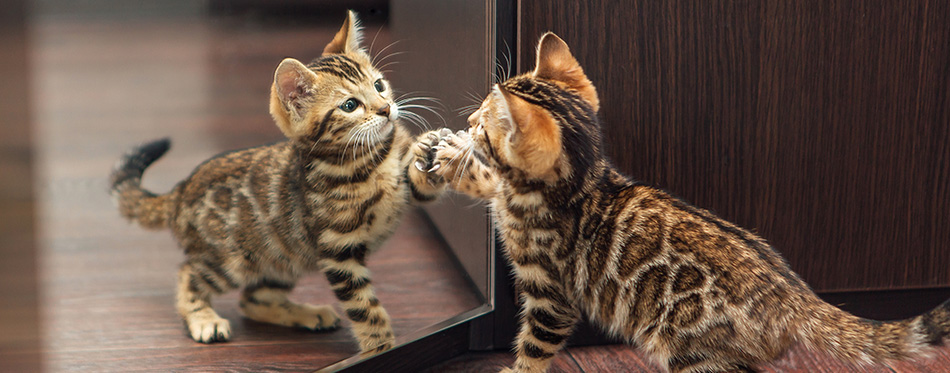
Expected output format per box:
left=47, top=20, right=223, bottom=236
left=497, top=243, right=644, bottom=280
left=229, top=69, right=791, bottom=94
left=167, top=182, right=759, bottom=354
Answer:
left=518, top=1, right=950, bottom=293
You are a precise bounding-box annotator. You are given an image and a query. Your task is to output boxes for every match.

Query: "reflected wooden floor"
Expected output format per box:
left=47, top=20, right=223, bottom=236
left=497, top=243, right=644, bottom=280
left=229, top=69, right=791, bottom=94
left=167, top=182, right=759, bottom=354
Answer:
left=32, top=14, right=481, bottom=371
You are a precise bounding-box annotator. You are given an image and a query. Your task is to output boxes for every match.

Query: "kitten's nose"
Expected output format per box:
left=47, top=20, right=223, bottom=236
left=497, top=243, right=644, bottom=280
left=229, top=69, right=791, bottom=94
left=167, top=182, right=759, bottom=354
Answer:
left=377, top=104, right=390, bottom=117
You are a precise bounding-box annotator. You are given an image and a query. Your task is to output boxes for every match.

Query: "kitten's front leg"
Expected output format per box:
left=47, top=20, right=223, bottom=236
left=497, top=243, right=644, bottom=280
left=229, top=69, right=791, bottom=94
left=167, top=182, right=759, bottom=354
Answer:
left=506, top=291, right=580, bottom=373
left=502, top=289, right=580, bottom=373
left=406, top=129, right=452, bottom=203
left=430, top=130, right=500, bottom=199
left=321, top=248, right=395, bottom=353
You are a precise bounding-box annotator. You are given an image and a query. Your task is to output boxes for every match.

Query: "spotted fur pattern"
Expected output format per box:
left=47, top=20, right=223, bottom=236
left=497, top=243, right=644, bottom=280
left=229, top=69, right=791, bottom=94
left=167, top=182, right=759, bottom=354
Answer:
left=109, top=11, right=447, bottom=353
left=431, top=32, right=950, bottom=372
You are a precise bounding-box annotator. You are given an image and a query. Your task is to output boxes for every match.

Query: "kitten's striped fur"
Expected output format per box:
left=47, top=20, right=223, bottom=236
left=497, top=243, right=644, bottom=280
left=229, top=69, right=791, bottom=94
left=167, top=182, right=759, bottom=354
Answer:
left=110, top=11, right=447, bottom=352
left=431, top=32, right=950, bottom=372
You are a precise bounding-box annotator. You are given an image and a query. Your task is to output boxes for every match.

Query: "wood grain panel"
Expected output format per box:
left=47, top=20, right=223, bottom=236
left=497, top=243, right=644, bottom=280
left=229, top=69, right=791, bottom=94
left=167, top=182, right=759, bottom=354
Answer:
left=518, top=1, right=950, bottom=292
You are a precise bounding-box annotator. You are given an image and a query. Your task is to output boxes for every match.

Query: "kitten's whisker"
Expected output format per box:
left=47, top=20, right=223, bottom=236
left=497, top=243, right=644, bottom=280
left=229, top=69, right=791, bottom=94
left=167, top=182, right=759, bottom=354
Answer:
left=456, top=144, right=476, bottom=183
left=455, top=104, right=480, bottom=117
left=343, top=127, right=359, bottom=161
left=494, top=62, right=505, bottom=83
left=377, top=60, right=402, bottom=72
left=351, top=129, right=363, bottom=161
left=399, top=104, right=442, bottom=115
left=400, top=105, right=446, bottom=128
left=452, top=149, right=467, bottom=183
left=346, top=125, right=370, bottom=161
left=372, top=40, right=403, bottom=66
left=446, top=142, right=473, bottom=183
left=368, top=23, right=388, bottom=63
left=463, top=91, right=484, bottom=105
left=502, top=39, right=512, bottom=80
left=395, top=91, right=425, bottom=102
left=368, top=125, right=383, bottom=168
left=399, top=111, right=431, bottom=131
left=376, top=51, right=408, bottom=66
left=395, top=92, right=444, bottom=105
left=360, top=128, right=372, bottom=162
left=396, top=96, right=442, bottom=105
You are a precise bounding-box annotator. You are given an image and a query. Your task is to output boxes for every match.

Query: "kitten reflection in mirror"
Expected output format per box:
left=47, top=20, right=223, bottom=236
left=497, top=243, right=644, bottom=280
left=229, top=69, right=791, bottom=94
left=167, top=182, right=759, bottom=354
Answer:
left=109, top=11, right=449, bottom=353
left=429, top=33, right=950, bottom=372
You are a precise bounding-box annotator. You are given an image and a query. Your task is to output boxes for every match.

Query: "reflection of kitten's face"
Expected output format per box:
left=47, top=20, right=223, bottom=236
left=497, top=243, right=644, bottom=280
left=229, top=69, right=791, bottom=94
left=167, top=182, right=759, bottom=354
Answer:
left=268, top=12, right=399, bottom=152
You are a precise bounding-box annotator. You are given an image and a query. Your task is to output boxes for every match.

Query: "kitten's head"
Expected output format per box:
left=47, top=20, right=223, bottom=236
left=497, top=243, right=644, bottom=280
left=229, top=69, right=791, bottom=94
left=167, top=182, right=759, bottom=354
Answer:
left=269, top=11, right=397, bottom=150
left=466, top=32, right=601, bottom=184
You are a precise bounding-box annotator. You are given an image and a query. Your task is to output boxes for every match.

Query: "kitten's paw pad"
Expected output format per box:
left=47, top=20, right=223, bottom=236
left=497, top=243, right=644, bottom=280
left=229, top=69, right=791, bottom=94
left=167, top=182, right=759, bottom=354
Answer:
left=413, top=129, right=444, bottom=163
left=410, top=129, right=452, bottom=188
left=297, top=304, right=341, bottom=331
left=186, top=315, right=231, bottom=343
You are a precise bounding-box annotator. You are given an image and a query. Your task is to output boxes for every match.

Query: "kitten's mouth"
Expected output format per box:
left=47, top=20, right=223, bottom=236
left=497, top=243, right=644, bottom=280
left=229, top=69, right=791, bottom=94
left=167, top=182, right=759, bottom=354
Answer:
left=366, top=116, right=394, bottom=138
left=376, top=117, right=393, bottom=132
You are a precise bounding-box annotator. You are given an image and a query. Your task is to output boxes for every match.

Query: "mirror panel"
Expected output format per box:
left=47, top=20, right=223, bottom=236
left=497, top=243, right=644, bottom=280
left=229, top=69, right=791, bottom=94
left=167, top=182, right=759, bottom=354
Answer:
left=30, top=1, right=491, bottom=370
left=389, top=0, right=493, bottom=303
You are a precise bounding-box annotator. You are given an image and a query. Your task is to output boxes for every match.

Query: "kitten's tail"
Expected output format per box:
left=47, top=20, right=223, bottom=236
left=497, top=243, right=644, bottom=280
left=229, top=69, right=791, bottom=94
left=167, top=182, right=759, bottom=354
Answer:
left=798, top=296, right=950, bottom=365
left=109, top=138, right=173, bottom=229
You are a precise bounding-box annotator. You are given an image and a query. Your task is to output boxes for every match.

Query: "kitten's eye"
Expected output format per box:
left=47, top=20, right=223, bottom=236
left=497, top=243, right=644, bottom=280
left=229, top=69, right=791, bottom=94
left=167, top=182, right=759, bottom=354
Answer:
left=339, top=98, right=360, bottom=113
left=374, top=79, right=385, bottom=93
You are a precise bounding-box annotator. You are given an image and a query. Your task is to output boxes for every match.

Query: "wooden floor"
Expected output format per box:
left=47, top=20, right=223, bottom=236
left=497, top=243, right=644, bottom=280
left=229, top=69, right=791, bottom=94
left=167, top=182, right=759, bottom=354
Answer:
left=429, top=344, right=950, bottom=373
left=30, top=13, right=481, bottom=372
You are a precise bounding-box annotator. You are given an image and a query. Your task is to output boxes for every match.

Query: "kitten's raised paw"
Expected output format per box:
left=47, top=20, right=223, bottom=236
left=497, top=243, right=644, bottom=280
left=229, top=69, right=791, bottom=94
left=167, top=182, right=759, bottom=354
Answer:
left=185, top=312, right=231, bottom=343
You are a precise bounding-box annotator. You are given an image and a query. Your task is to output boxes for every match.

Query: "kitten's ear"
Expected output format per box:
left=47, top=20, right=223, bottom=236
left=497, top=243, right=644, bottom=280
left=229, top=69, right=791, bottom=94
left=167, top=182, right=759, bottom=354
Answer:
left=532, top=32, right=600, bottom=112
left=323, top=10, right=365, bottom=55
left=270, top=58, right=318, bottom=137
left=496, top=85, right=562, bottom=181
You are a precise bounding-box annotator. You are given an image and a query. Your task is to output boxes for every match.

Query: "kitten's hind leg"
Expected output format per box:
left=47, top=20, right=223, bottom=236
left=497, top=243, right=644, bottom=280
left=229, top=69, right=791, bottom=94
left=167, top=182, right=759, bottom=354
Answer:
left=239, top=279, right=340, bottom=331
left=176, top=263, right=234, bottom=343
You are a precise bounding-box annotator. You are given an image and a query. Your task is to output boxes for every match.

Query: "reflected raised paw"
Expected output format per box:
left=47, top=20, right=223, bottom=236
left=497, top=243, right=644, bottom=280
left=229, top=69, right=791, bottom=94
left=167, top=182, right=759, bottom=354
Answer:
left=411, top=128, right=454, bottom=187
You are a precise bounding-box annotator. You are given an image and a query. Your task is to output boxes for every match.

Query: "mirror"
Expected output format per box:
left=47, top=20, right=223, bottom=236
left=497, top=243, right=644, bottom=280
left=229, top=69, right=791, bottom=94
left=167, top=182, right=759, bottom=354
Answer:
left=31, top=0, right=492, bottom=370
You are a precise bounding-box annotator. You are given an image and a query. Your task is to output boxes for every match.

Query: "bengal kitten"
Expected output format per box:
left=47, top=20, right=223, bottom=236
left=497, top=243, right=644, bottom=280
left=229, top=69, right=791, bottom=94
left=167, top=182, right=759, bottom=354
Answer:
left=110, top=11, right=449, bottom=352
left=429, top=32, right=950, bottom=372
